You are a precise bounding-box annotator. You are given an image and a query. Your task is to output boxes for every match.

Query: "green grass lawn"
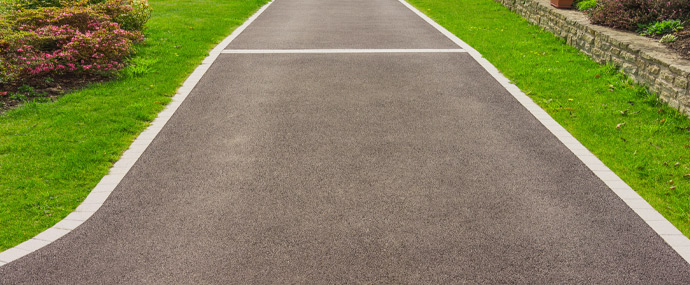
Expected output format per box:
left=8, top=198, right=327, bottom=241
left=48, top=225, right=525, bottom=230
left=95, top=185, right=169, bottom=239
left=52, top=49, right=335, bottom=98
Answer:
left=407, top=0, right=690, bottom=236
left=0, top=0, right=268, bottom=251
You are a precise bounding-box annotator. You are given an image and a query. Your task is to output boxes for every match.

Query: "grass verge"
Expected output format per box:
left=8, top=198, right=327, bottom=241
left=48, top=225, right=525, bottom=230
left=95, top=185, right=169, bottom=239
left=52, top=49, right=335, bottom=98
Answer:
left=407, top=0, right=690, bottom=236
left=0, top=0, right=268, bottom=251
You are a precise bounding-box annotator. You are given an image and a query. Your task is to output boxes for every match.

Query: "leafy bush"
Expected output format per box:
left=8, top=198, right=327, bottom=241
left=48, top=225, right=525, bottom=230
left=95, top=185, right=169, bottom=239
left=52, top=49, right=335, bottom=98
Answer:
left=5, top=0, right=63, bottom=10
left=639, top=19, right=684, bottom=36
left=3, top=0, right=151, bottom=31
left=95, top=0, right=152, bottom=31
left=0, top=5, right=144, bottom=86
left=587, top=0, right=690, bottom=31
left=577, top=0, right=597, bottom=11
left=4, top=0, right=108, bottom=10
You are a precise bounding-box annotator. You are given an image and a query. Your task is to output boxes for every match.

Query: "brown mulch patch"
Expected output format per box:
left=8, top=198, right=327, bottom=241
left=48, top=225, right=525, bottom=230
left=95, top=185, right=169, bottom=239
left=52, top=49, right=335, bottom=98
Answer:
left=0, top=75, right=106, bottom=112
left=666, top=29, right=690, bottom=60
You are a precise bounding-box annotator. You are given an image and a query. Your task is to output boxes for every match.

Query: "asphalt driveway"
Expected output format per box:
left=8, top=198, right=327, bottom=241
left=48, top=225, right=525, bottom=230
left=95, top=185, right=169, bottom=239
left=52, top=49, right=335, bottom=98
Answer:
left=2, top=0, right=689, bottom=283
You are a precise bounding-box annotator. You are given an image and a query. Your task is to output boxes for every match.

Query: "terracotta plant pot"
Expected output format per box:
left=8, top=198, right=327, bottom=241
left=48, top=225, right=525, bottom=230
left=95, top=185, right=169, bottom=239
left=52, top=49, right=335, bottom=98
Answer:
left=551, top=0, right=573, bottom=9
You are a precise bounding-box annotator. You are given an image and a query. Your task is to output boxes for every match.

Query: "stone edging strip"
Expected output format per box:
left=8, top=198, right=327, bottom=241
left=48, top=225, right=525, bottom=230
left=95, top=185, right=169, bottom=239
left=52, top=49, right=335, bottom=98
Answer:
left=0, top=0, right=275, bottom=267
left=496, top=0, right=690, bottom=117
left=398, top=0, right=690, bottom=264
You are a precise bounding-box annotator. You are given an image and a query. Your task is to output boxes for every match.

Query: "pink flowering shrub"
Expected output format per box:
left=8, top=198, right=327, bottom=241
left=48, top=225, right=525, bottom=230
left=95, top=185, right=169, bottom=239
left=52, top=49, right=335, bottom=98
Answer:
left=95, top=0, right=152, bottom=31
left=587, top=0, right=690, bottom=31
left=0, top=3, right=146, bottom=87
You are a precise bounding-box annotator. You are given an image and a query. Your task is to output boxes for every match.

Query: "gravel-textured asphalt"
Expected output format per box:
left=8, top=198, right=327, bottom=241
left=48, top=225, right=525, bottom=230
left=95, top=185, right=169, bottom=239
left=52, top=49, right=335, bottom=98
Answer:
left=2, top=0, right=690, bottom=283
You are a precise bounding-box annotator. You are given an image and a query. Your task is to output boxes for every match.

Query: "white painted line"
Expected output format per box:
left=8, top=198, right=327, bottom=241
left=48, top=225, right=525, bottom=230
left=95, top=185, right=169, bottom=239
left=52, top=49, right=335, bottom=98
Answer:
left=221, top=49, right=466, bottom=54
left=0, top=0, right=275, bottom=268
left=398, top=0, right=690, bottom=265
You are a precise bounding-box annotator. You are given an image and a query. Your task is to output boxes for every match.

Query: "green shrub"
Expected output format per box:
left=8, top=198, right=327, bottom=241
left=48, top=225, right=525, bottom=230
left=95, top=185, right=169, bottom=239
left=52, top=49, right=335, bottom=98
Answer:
left=577, top=0, right=597, bottom=11
left=0, top=0, right=151, bottom=86
left=7, top=6, right=110, bottom=31
left=1, top=0, right=110, bottom=10
left=0, top=5, right=143, bottom=86
left=587, top=0, right=690, bottom=31
left=639, top=19, right=684, bottom=36
left=95, top=0, right=152, bottom=31
left=5, top=0, right=63, bottom=10
left=0, top=0, right=151, bottom=31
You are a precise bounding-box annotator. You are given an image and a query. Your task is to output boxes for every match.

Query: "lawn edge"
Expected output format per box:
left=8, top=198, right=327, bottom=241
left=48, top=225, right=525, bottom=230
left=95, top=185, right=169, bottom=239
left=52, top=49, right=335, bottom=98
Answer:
left=399, top=0, right=690, bottom=264
left=0, top=0, right=275, bottom=267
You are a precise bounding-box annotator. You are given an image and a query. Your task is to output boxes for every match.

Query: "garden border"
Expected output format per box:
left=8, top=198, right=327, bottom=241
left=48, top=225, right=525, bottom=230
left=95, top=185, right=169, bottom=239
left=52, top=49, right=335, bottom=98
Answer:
left=495, top=0, right=690, bottom=118
left=0, top=0, right=275, bottom=267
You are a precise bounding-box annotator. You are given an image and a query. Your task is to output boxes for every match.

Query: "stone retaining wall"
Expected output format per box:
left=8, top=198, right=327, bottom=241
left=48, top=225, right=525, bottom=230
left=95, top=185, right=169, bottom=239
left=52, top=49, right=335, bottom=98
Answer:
left=495, top=0, right=690, bottom=117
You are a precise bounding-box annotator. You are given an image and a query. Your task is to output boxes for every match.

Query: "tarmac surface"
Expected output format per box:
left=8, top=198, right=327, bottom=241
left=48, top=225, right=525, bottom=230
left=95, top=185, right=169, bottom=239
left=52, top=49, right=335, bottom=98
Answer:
left=2, top=0, right=690, bottom=283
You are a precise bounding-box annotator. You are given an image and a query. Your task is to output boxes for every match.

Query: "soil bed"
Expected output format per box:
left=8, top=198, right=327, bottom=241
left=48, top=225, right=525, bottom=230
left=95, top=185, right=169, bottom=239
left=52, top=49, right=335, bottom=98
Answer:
left=666, top=30, right=690, bottom=60
left=0, top=76, right=105, bottom=112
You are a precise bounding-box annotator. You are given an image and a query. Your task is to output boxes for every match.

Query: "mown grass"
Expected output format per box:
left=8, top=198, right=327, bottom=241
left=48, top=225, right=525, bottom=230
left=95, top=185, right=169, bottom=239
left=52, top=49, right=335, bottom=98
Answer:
left=0, top=0, right=268, bottom=251
left=407, top=0, right=690, bottom=236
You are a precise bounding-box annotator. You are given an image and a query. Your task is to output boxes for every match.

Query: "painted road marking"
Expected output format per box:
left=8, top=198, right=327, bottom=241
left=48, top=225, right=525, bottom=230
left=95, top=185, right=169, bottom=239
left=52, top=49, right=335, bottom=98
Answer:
left=221, top=49, right=466, bottom=54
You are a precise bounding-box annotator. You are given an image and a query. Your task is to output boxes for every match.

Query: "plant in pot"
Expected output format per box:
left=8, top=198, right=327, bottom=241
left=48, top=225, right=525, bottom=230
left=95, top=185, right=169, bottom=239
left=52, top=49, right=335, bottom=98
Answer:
left=551, top=0, right=573, bottom=9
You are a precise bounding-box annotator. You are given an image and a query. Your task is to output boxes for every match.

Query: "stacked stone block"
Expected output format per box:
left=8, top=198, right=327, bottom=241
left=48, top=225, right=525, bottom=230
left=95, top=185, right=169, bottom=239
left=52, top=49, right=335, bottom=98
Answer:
left=494, top=0, right=690, bottom=117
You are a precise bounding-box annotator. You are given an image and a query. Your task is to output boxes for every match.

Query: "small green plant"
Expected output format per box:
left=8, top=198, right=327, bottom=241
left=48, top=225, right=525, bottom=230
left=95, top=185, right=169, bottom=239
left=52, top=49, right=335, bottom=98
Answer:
left=17, top=84, right=35, bottom=94
left=576, top=0, right=597, bottom=11
left=639, top=20, right=684, bottom=36
left=120, top=57, right=156, bottom=78
left=7, top=84, right=49, bottom=102
left=10, top=92, right=28, bottom=102
left=32, top=96, right=51, bottom=103
left=660, top=34, right=678, bottom=43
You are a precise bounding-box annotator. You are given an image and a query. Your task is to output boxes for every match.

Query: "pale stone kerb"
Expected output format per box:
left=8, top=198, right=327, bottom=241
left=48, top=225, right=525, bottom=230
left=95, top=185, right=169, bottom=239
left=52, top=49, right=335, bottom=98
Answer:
left=493, top=0, right=690, bottom=119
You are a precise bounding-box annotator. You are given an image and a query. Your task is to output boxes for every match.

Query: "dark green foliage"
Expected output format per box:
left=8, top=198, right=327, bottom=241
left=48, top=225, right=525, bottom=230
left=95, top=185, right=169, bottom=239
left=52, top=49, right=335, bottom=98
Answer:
left=576, top=0, right=597, bottom=11
left=639, top=19, right=684, bottom=36
left=587, top=0, right=690, bottom=31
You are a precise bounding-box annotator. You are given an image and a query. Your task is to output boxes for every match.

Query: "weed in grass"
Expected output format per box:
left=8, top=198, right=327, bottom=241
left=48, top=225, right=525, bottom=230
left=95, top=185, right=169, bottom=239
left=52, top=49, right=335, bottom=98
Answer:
left=409, top=0, right=690, bottom=238
left=121, top=57, right=158, bottom=78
